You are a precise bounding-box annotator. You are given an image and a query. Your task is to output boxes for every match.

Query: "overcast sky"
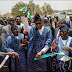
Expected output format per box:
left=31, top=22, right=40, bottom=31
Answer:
left=0, top=0, right=72, bottom=15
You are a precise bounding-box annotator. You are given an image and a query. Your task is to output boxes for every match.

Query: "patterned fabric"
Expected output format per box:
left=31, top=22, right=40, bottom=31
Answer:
left=27, top=26, right=52, bottom=72
left=52, top=37, right=72, bottom=72
left=5, top=33, right=27, bottom=72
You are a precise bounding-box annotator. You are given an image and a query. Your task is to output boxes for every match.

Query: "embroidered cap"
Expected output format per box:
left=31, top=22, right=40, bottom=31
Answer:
left=34, top=13, right=41, bottom=22
left=59, top=24, right=69, bottom=30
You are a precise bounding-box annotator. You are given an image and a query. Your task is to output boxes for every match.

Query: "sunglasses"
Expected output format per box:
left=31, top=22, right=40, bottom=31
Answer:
left=35, top=23, right=41, bottom=25
left=60, top=31, right=67, bottom=34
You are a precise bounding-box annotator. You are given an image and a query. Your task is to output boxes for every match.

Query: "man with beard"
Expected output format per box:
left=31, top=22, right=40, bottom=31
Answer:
left=15, top=15, right=23, bottom=33
left=5, top=24, right=28, bottom=72
left=52, top=24, right=72, bottom=72
left=2, top=17, right=15, bottom=37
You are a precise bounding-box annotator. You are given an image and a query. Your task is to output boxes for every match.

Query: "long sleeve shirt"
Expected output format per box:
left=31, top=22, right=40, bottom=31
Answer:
left=23, top=17, right=49, bottom=54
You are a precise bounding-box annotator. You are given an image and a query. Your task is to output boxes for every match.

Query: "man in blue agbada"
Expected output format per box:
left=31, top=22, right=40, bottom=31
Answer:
left=23, top=13, right=52, bottom=72
left=5, top=24, right=28, bottom=72
left=52, top=24, right=72, bottom=72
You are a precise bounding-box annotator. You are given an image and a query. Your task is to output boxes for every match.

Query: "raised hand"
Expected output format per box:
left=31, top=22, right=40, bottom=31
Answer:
left=24, top=5, right=30, bottom=17
left=27, top=4, right=30, bottom=10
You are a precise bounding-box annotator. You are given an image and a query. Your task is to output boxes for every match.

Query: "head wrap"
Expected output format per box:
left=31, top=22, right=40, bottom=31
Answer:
left=34, top=13, right=41, bottom=22
left=59, top=24, right=69, bottom=30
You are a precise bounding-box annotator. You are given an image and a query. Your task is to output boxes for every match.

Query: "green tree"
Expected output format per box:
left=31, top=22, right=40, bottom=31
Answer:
left=11, top=1, right=53, bottom=17
left=29, top=0, right=43, bottom=15
left=35, top=4, right=43, bottom=15
left=41, top=3, right=53, bottom=15
left=11, top=2, right=27, bottom=16
left=29, top=3, right=36, bottom=15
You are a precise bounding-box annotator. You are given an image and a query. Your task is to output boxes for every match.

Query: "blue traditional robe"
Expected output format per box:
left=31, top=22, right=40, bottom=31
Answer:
left=27, top=26, right=52, bottom=72
left=52, top=36, right=72, bottom=72
left=5, top=33, right=27, bottom=72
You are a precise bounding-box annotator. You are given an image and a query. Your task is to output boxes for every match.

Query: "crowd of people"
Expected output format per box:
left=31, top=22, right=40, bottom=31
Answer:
left=0, top=12, right=72, bottom=72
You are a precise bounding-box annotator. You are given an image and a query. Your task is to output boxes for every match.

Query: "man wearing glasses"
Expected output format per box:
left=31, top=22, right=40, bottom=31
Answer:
left=52, top=24, right=72, bottom=72
left=23, top=13, right=52, bottom=72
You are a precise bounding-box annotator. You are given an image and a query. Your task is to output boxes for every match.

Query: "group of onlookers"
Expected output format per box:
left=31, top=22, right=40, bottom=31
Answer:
left=0, top=14, right=72, bottom=72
